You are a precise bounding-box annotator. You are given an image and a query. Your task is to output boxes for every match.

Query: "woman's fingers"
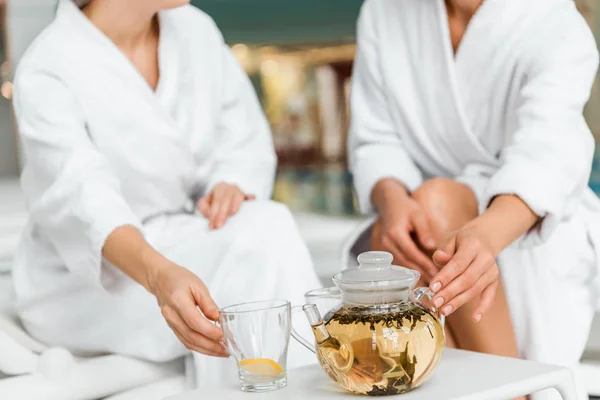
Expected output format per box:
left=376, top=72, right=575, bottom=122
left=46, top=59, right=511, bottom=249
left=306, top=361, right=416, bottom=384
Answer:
left=181, top=306, right=224, bottom=342
left=176, top=311, right=227, bottom=355
left=228, top=191, right=245, bottom=216
left=175, top=293, right=223, bottom=341
left=394, top=231, right=438, bottom=277
left=432, top=251, right=452, bottom=272
left=208, top=186, right=225, bottom=229
left=169, top=320, right=225, bottom=357
left=214, top=188, right=235, bottom=229
left=410, top=212, right=436, bottom=250
left=153, top=265, right=229, bottom=358
left=444, top=271, right=497, bottom=319
left=191, top=281, right=221, bottom=321
left=381, top=236, right=424, bottom=275
left=380, top=235, right=403, bottom=262
left=197, top=196, right=211, bottom=217
left=172, top=329, right=226, bottom=357
left=166, top=310, right=228, bottom=357
left=432, top=248, right=453, bottom=268
left=432, top=258, right=498, bottom=316
left=472, top=280, right=499, bottom=322
left=205, top=184, right=252, bottom=229
left=432, top=235, right=457, bottom=267
left=430, top=239, right=474, bottom=293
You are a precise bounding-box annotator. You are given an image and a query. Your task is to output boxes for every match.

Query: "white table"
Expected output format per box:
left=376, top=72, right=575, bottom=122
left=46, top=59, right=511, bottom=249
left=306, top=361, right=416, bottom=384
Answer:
left=166, top=349, right=577, bottom=400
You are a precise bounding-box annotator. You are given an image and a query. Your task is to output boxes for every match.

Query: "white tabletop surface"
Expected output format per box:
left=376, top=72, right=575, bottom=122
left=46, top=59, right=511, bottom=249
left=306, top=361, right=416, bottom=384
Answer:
left=166, top=348, right=573, bottom=400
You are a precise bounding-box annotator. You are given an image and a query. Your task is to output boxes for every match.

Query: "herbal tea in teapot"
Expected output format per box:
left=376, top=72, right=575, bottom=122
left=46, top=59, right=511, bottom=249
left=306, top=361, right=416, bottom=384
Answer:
left=313, top=303, right=444, bottom=396
left=295, top=252, right=446, bottom=396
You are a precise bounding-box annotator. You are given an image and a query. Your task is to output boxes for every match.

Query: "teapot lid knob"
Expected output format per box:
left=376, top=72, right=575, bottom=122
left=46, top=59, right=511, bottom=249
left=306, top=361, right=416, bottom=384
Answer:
left=357, top=251, right=393, bottom=266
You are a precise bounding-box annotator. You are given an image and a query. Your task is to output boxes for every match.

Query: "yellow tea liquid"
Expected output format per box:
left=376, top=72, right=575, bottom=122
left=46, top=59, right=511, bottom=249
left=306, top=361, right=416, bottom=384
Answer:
left=313, top=303, right=444, bottom=396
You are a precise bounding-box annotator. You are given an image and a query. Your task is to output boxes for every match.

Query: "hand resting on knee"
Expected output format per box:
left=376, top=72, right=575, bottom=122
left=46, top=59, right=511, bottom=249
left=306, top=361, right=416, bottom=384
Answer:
left=370, top=178, right=439, bottom=279
left=370, top=178, right=538, bottom=322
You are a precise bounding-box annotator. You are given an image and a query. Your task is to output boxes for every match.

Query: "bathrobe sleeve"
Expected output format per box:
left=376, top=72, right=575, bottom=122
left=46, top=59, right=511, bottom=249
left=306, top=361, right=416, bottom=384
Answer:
left=14, top=68, right=142, bottom=287
left=348, top=1, right=424, bottom=214
left=482, top=18, right=599, bottom=247
left=204, top=45, right=277, bottom=200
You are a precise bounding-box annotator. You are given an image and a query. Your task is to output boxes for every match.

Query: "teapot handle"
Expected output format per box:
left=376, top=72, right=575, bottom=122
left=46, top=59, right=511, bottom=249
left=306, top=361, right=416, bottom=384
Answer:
left=413, top=287, right=445, bottom=327
left=290, top=305, right=317, bottom=354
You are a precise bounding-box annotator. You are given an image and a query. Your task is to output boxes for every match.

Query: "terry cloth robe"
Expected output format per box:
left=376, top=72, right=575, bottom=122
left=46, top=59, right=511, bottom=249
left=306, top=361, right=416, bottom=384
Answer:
left=13, top=0, right=321, bottom=387
left=349, top=1, right=600, bottom=399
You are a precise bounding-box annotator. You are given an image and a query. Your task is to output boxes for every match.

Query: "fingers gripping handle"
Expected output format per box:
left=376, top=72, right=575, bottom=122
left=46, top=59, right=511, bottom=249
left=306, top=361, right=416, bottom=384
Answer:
left=413, top=287, right=445, bottom=327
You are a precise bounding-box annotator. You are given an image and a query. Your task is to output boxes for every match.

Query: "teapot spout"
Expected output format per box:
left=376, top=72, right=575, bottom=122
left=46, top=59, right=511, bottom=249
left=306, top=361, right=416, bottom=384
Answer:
left=303, top=304, right=332, bottom=345
left=303, top=303, right=323, bottom=325
left=303, top=304, right=355, bottom=377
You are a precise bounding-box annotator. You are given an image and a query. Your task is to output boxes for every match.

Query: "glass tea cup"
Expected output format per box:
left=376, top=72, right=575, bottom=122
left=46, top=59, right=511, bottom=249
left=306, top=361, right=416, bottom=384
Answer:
left=219, top=300, right=291, bottom=393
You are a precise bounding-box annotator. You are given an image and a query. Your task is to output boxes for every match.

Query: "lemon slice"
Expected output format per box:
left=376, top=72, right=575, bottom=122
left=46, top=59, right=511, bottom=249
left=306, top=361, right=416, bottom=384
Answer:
left=323, top=335, right=354, bottom=373
left=239, top=358, right=284, bottom=377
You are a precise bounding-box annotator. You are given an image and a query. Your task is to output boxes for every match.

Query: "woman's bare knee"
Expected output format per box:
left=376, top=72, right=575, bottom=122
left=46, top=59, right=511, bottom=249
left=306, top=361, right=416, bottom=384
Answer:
left=412, top=178, right=478, bottom=239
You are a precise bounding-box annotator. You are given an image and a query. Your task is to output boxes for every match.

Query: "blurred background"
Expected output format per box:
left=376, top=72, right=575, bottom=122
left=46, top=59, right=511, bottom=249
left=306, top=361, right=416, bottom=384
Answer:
left=1, top=0, right=600, bottom=214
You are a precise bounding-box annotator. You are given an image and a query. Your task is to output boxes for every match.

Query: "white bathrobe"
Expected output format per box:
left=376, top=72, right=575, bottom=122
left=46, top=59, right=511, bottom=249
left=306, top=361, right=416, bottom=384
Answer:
left=349, top=0, right=600, bottom=398
left=12, top=0, right=321, bottom=387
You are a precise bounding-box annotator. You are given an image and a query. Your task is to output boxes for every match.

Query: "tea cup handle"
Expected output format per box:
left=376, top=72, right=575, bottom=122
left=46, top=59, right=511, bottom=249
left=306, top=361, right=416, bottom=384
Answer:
left=413, top=287, right=445, bottom=327
left=290, top=305, right=316, bottom=354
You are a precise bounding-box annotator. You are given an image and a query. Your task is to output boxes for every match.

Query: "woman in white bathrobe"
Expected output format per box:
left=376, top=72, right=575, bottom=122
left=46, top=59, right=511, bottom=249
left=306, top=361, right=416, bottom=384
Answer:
left=349, top=0, right=599, bottom=398
left=12, top=0, right=321, bottom=386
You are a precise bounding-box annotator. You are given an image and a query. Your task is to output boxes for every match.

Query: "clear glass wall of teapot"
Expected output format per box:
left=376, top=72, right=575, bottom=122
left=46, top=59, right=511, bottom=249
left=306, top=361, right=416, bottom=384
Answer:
left=292, top=251, right=445, bottom=396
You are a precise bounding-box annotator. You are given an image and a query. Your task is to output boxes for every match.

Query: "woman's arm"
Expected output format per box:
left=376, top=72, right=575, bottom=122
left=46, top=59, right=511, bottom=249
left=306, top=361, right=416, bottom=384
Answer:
left=348, top=1, right=424, bottom=215
left=15, top=68, right=226, bottom=357
left=468, top=195, right=539, bottom=256
left=102, top=226, right=163, bottom=293
left=196, top=29, right=276, bottom=229
left=349, top=2, right=438, bottom=274
left=429, top=195, right=537, bottom=321
left=427, top=10, right=599, bottom=321
left=103, top=226, right=226, bottom=357
left=203, top=42, right=276, bottom=200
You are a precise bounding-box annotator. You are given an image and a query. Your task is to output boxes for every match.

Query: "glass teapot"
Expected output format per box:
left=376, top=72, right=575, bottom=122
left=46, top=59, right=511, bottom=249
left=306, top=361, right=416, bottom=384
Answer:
left=292, top=251, right=445, bottom=396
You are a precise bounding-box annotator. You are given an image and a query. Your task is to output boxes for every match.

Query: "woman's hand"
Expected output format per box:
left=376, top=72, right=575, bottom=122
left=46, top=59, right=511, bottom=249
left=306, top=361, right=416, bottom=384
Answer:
left=148, top=263, right=228, bottom=357
left=198, top=182, right=256, bottom=230
left=429, top=195, right=538, bottom=322
left=429, top=225, right=499, bottom=322
left=371, top=179, right=438, bottom=278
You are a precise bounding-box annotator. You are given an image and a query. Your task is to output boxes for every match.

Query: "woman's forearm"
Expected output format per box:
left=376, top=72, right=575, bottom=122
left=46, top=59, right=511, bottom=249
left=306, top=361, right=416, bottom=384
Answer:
left=102, top=225, right=171, bottom=293
left=102, top=227, right=226, bottom=356
left=465, top=194, right=539, bottom=255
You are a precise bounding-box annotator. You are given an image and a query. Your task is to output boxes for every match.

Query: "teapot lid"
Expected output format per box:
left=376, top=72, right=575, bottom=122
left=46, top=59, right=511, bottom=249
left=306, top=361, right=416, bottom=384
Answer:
left=333, top=251, right=419, bottom=305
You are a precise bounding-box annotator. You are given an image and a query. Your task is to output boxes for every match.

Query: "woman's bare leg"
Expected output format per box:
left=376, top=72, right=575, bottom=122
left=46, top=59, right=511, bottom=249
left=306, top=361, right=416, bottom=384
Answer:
left=371, top=178, right=520, bottom=358
left=411, top=178, right=521, bottom=360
